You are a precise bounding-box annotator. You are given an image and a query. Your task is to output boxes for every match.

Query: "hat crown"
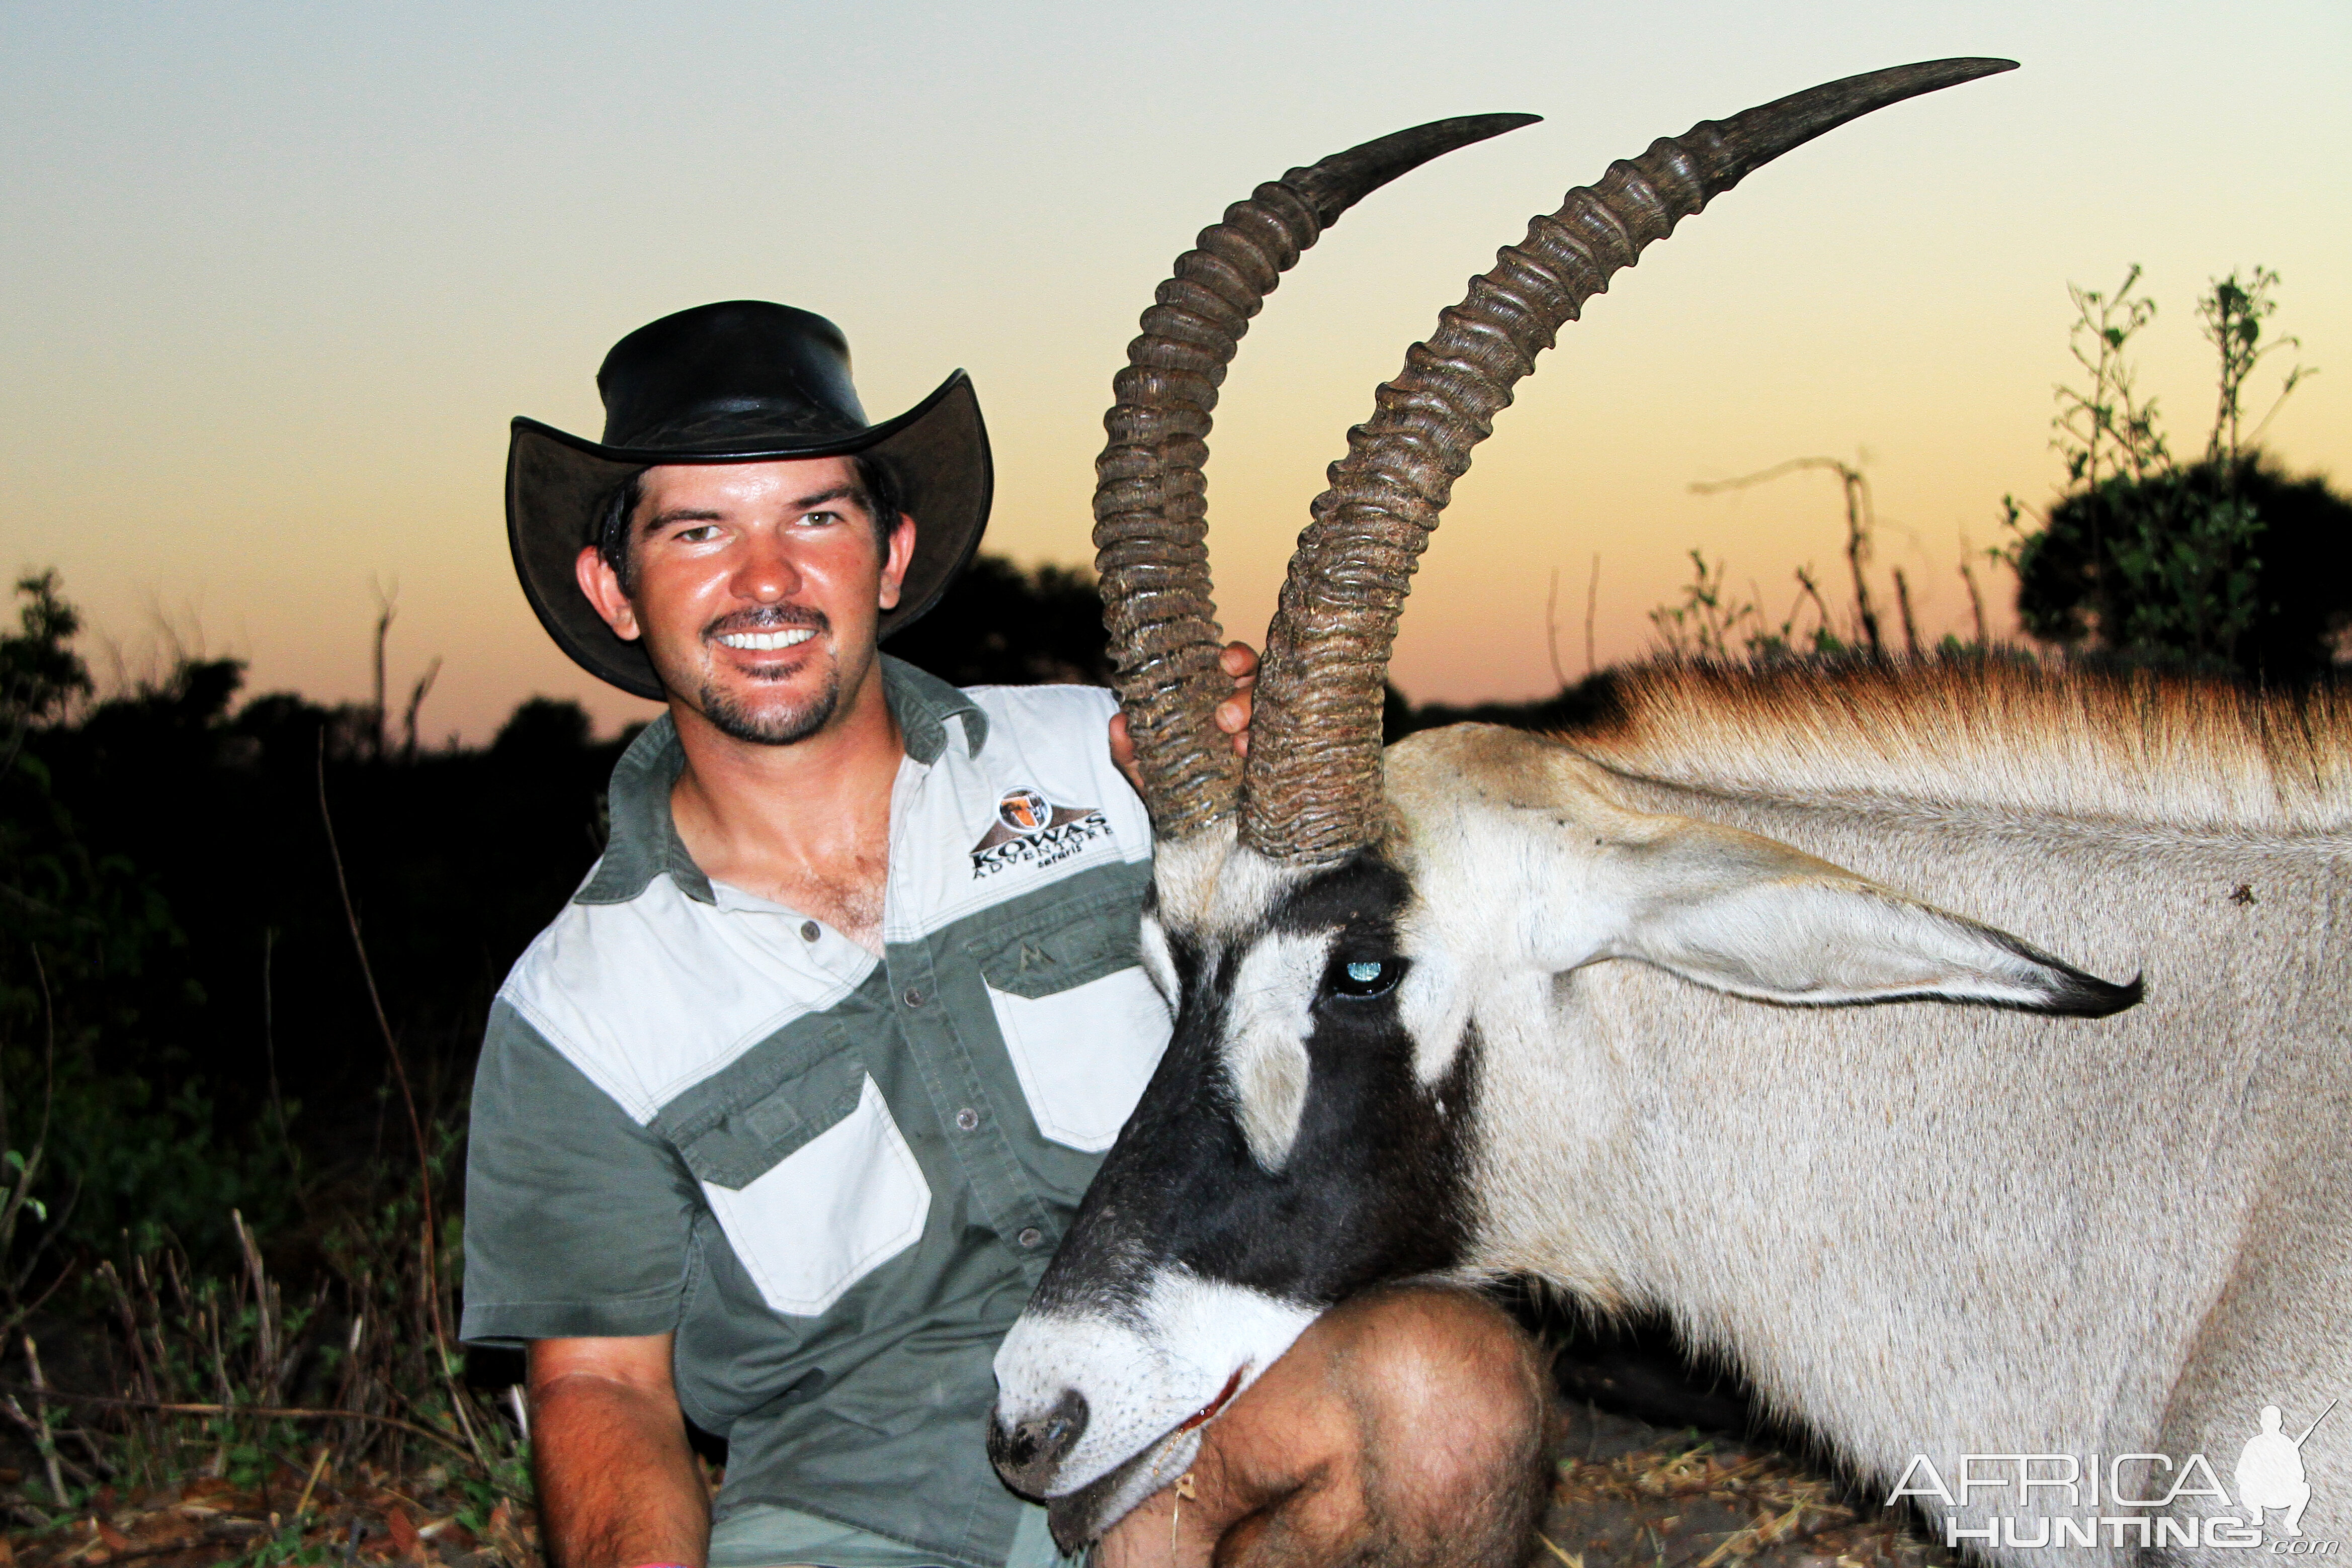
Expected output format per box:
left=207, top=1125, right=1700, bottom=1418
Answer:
left=596, top=301, right=873, bottom=452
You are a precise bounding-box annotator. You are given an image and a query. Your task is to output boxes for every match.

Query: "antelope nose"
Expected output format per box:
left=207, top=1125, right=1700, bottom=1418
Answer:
left=988, top=1389, right=1089, bottom=1498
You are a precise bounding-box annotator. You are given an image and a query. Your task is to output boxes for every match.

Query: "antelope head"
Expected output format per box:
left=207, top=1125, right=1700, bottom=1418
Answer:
left=985, top=59, right=2110, bottom=1548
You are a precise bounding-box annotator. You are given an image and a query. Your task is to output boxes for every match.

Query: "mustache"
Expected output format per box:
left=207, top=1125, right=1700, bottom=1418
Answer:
left=701, top=605, right=831, bottom=642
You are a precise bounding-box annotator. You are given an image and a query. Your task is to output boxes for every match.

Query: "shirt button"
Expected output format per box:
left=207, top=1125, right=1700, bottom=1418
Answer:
left=1018, top=1228, right=1045, bottom=1249
left=903, top=988, right=923, bottom=1007
left=799, top=920, right=820, bottom=942
left=954, top=1107, right=979, bottom=1132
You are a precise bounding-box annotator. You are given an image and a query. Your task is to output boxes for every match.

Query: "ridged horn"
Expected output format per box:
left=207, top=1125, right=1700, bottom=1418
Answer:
left=1096, top=113, right=1539, bottom=841
left=1238, top=58, right=2018, bottom=862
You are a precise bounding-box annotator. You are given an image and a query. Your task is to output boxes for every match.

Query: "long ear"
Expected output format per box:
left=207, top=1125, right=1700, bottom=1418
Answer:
left=1591, top=817, right=2142, bottom=1016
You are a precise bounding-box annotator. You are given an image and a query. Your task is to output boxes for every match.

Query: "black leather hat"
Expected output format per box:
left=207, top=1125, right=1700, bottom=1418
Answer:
left=507, top=300, right=991, bottom=700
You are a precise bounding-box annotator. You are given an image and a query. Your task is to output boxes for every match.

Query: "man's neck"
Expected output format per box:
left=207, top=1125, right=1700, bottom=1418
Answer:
left=666, top=659, right=906, bottom=953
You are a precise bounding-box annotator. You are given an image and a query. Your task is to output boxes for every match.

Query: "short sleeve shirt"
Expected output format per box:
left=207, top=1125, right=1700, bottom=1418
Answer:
left=460, top=658, right=1169, bottom=1568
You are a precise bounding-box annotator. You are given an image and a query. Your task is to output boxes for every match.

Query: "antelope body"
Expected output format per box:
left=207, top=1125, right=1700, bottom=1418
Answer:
left=986, top=60, right=2351, bottom=1567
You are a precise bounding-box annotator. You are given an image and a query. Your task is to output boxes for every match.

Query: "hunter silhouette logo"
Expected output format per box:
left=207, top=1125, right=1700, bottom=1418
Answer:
left=969, top=787, right=1111, bottom=878
left=2239, top=1402, right=2335, bottom=1538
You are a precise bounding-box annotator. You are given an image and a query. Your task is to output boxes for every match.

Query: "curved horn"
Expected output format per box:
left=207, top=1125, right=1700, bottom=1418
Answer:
left=1239, top=58, right=2018, bottom=862
left=1095, top=113, right=1539, bottom=841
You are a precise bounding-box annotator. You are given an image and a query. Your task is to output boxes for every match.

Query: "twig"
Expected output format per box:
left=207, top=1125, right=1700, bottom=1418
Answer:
left=1537, top=1531, right=1584, bottom=1568
left=1960, top=552, right=1989, bottom=647
left=369, top=578, right=397, bottom=760
left=1891, top=567, right=1920, bottom=658
left=1, top=1396, right=71, bottom=1502
left=400, top=657, right=443, bottom=763
left=1544, top=568, right=1567, bottom=691
left=1793, top=567, right=1835, bottom=641
left=1583, top=552, right=1600, bottom=678
left=1693, top=457, right=1882, bottom=655
left=293, top=1444, right=331, bottom=1517
left=231, top=1210, right=277, bottom=1397
left=315, top=731, right=486, bottom=1471
left=23, top=1334, right=69, bottom=1503
left=74, top=1525, right=272, bottom=1565
left=0, top=1382, right=478, bottom=1464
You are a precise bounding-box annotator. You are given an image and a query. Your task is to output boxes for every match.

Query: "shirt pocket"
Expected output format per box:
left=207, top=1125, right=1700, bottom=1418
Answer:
left=672, top=1034, right=931, bottom=1318
left=971, top=902, right=1172, bottom=1153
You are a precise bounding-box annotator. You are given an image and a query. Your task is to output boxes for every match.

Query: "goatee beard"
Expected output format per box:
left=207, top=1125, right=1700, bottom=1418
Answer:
left=686, top=605, right=842, bottom=745
left=697, top=665, right=842, bottom=746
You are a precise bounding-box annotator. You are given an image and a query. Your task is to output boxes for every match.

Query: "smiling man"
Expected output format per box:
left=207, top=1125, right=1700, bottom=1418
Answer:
left=462, top=301, right=1549, bottom=1568
left=467, top=299, right=1249, bottom=1568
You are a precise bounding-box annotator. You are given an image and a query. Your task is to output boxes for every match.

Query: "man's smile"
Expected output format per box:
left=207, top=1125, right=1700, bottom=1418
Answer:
left=701, top=606, right=831, bottom=664
left=715, top=627, right=817, bottom=652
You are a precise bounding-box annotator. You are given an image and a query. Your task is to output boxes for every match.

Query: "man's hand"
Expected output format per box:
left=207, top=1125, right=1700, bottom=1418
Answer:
left=529, top=1336, right=709, bottom=1568
left=1109, top=642, right=1258, bottom=796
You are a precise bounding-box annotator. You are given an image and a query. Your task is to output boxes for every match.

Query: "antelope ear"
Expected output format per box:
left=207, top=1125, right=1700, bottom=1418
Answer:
left=1593, top=818, right=2141, bottom=1016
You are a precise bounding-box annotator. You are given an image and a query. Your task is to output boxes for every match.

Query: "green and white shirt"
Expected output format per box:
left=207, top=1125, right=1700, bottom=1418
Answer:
left=460, top=658, right=1169, bottom=1568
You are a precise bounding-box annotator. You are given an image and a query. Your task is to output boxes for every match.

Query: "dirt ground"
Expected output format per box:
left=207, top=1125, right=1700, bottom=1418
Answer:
left=0, top=1460, right=538, bottom=1568
left=0, top=1407, right=1949, bottom=1568
left=1532, top=1400, right=1953, bottom=1568
left=0, top=1319, right=1950, bottom=1568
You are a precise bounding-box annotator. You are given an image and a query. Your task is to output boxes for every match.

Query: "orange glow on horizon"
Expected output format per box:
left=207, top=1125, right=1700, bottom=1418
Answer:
left=6, top=3, right=2346, bottom=742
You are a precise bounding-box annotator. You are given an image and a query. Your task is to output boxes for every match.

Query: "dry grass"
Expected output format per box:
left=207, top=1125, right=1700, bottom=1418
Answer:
left=0, top=1195, right=533, bottom=1568
left=2, top=1458, right=540, bottom=1568
left=1535, top=1416, right=1951, bottom=1568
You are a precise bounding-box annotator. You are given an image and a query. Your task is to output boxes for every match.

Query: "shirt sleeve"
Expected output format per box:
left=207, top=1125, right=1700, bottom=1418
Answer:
left=459, top=999, right=701, bottom=1346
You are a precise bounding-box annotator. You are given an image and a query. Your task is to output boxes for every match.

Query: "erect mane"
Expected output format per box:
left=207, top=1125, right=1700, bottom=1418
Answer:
left=1559, top=659, right=2352, bottom=839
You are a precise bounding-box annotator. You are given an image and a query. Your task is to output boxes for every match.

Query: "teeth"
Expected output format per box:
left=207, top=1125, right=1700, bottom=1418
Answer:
left=717, top=628, right=816, bottom=651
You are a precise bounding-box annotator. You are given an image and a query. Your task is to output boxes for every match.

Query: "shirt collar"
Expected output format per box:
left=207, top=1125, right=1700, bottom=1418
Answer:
left=576, top=654, right=987, bottom=907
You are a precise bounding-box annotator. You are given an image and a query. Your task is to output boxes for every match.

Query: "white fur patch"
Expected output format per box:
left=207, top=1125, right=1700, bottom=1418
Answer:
left=1222, top=931, right=1332, bottom=1168
left=1137, top=912, right=1177, bottom=1001
left=991, top=1267, right=1319, bottom=1499
left=1149, top=828, right=1310, bottom=935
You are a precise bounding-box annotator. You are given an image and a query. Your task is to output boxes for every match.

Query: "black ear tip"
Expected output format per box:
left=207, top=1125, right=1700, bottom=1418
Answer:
left=2051, top=968, right=2144, bottom=1018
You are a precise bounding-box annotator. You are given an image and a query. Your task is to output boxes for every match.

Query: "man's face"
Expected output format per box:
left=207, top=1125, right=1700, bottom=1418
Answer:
left=574, top=456, right=915, bottom=746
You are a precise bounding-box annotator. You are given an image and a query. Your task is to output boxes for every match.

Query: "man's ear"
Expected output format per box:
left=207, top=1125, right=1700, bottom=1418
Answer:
left=574, top=545, right=641, bottom=642
left=878, top=514, right=916, bottom=612
left=1546, top=811, right=2141, bottom=1017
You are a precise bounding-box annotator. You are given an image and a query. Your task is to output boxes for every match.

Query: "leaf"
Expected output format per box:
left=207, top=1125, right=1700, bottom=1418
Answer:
left=385, top=1505, right=420, bottom=1558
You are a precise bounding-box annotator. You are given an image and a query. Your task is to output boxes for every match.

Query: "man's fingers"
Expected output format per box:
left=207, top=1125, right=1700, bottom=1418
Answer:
left=1216, top=643, right=1257, bottom=758
left=1109, top=712, right=1147, bottom=794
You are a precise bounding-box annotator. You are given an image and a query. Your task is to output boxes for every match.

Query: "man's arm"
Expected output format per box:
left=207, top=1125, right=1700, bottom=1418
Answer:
left=529, top=1335, right=709, bottom=1568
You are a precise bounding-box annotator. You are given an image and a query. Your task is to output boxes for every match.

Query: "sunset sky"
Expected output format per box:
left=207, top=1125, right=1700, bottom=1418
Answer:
left=6, top=1, right=2347, bottom=742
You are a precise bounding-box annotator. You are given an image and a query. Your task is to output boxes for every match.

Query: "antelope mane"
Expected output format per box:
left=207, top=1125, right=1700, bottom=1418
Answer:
left=1564, top=661, right=2352, bottom=842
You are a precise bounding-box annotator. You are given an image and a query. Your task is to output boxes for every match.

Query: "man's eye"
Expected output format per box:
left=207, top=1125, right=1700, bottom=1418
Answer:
left=801, top=510, right=838, bottom=527
left=675, top=524, right=720, bottom=543
left=1327, top=959, right=1402, bottom=1000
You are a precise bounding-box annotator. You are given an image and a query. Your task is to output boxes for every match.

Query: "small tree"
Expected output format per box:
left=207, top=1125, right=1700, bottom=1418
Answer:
left=2006, top=266, right=2342, bottom=678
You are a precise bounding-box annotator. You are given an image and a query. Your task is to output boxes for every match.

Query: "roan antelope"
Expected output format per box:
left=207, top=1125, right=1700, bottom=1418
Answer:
left=987, top=59, right=2352, bottom=1566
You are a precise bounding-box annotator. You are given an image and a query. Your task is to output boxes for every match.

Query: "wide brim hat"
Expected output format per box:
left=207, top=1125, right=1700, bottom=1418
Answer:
left=508, top=300, right=992, bottom=701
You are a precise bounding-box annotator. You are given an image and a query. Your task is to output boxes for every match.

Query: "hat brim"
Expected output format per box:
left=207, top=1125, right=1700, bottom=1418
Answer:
left=507, top=370, right=992, bottom=702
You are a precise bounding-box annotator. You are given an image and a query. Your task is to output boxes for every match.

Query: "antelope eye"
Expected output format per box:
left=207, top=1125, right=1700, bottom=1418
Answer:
left=1328, top=957, right=1403, bottom=1000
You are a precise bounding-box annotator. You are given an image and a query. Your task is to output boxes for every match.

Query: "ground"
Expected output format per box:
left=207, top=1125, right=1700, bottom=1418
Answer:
left=1534, top=1400, right=1952, bottom=1568
left=0, top=1402, right=1949, bottom=1568
left=0, top=1461, right=539, bottom=1568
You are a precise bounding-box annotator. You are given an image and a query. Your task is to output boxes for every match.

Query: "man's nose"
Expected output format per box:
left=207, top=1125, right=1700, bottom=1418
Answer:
left=730, top=533, right=804, bottom=602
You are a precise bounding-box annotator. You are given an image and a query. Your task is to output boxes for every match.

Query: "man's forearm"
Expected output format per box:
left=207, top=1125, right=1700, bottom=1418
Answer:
left=532, top=1371, right=710, bottom=1568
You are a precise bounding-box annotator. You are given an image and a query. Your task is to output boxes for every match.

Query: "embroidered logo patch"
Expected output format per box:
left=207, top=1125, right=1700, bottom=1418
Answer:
left=997, top=788, right=1052, bottom=833
left=971, top=787, right=1112, bottom=878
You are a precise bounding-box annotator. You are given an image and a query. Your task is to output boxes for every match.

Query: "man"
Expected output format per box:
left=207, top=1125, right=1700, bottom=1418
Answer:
left=463, top=301, right=1549, bottom=1568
